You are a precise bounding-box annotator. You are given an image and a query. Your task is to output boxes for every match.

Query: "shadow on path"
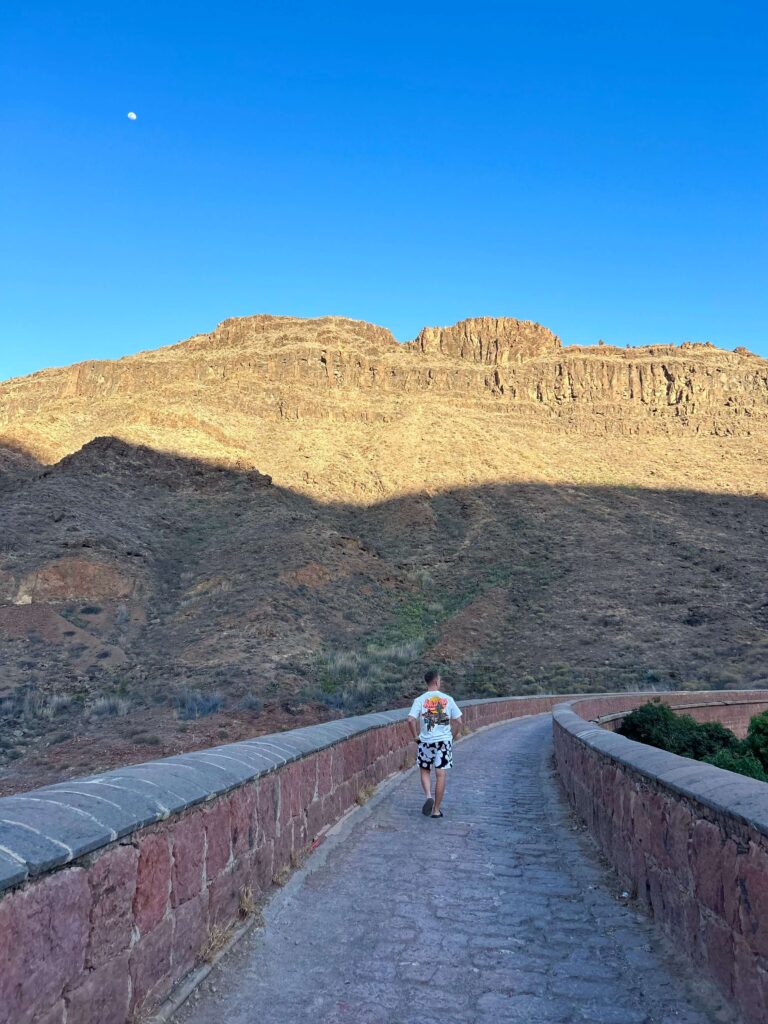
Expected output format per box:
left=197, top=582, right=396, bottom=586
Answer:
left=173, top=716, right=736, bottom=1024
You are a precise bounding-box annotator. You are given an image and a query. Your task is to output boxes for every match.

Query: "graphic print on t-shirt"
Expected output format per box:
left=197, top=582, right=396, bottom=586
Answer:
left=422, top=695, right=450, bottom=732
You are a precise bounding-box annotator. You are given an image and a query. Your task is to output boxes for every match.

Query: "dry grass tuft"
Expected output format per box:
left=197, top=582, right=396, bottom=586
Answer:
left=200, top=923, right=232, bottom=964
left=356, top=782, right=376, bottom=805
left=239, top=884, right=257, bottom=918
left=272, top=866, right=291, bottom=887
left=131, top=1007, right=157, bottom=1024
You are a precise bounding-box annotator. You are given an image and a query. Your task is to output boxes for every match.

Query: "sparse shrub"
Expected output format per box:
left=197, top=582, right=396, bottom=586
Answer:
left=80, top=605, right=102, bottom=615
left=41, top=694, right=73, bottom=719
left=365, top=638, right=424, bottom=664
left=175, top=687, right=225, bottom=720
left=312, top=636, right=425, bottom=711
left=238, top=694, right=263, bottom=714
left=89, top=696, right=130, bottom=718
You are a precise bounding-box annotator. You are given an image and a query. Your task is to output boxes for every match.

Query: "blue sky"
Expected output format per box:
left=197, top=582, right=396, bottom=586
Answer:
left=1, top=1, right=766, bottom=381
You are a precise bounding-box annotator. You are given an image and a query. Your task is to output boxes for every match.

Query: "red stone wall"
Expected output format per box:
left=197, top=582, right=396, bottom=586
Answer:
left=0, top=694, right=561, bottom=1024
left=3, top=689, right=765, bottom=1024
left=554, top=694, right=768, bottom=1024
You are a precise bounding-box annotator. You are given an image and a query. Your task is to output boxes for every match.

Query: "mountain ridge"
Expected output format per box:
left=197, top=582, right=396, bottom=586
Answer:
left=2, top=314, right=767, bottom=471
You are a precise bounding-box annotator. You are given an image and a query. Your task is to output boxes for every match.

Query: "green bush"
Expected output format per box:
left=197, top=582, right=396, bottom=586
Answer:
left=745, top=710, right=768, bottom=770
left=618, top=702, right=740, bottom=759
left=683, top=721, right=740, bottom=760
left=619, top=701, right=765, bottom=783
left=703, top=748, right=768, bottom=782
left=618, top=702, right=694, bottom=754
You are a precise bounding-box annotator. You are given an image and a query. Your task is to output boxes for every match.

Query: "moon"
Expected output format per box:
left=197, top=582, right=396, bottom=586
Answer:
left=127, top=112, right=137, bottom=120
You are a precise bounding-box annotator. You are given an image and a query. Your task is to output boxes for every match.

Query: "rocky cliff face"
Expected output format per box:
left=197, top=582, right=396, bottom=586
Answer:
left=1, top=316, right=766, bottom=468
left=409, top=316, right=562, bottom=363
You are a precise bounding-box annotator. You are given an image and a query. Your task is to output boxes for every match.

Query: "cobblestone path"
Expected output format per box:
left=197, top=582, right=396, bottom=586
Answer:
left=174, top=715, right=733, bottom=1024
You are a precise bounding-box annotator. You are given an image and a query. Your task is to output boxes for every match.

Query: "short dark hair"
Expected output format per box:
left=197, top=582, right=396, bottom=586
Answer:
left=424, top=668, right=440, bottom=686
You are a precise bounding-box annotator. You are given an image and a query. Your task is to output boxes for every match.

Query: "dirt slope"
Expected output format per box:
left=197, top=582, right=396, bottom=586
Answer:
left=1, top=315, right=767, bottom=793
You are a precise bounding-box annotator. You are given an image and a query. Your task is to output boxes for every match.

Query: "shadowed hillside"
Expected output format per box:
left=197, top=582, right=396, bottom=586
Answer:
left=1, top=314, right=767, bottom=794
left=1, top=438, right=767, bottom=795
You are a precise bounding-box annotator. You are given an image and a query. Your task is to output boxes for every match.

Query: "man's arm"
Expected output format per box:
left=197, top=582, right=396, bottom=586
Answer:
left=407, top=715, right=420, bottom=741
left=450, top=715, right=462, bottom=741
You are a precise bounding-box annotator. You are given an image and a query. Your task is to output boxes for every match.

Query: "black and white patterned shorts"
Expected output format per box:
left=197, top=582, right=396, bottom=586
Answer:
left=417, top=740, right=453, bottom=770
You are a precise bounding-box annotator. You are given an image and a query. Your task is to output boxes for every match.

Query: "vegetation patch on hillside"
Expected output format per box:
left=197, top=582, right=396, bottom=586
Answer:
left=618, top=701, right=768, bottom=781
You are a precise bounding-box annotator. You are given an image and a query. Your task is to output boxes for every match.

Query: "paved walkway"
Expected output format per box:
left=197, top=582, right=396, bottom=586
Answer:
left=174, top=716, right=734, bottom=1024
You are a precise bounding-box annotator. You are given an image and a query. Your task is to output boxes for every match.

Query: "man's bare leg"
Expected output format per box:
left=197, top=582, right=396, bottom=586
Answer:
left=432, top=768, right=447, bottom=815
left=420, top=767, right=432, bottom=799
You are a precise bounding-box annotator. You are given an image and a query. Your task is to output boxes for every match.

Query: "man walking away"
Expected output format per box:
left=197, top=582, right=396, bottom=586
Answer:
left=407, top=669, right=462, bottom=818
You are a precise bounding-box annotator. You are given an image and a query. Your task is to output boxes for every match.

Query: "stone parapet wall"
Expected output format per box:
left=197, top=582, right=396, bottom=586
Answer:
left=571, top=690, right=768, bottom=739
left=597, top=697, right=768, bottom=738
left=554, top=692, right=768, bottom=1024
left=0, top=693, right=565, bottom=1024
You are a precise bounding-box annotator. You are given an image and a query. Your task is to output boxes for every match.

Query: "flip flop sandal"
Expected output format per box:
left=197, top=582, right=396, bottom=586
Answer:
left=421, top=798, right=434, bottom=816
left=430, top=811, right=444, bottom=818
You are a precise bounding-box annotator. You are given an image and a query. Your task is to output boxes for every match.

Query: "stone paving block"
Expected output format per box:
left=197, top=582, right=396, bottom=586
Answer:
left=172, top=892, right=209, bottom=983
left=86, top=844, right=138, bottom=968
left=65, top=952, right=130, bottom=1024
left=239, top=740, right=292, bottom=768
left=234, top=741, right=287, bottom=772
left=166, top=753, right=257, bottom=790
left=134, top=831, right=172, bottom=934
left=32, top=785, right=159, bottom=838
left=0, top=867, right=90, bottom=1024
left=0, top=819, right=72, bottom=876
left=228, top=785, right=257, bottom=856
left=129, top=916, right=174, bottom=1013
left=171, top=813, right=206, bottom=906
left=112, top=765, right=213, bottom=811
left=0, top=796, right=114, bottom=863
left=0, top=847, right=27, bottom=891
left=30, top=1001, right=66, bottom=1024
left=43, top=779, right=169, bottom=830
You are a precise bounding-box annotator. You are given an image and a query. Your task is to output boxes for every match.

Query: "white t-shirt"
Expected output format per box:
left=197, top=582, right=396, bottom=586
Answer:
left=409, top=690, right=462, bottom=744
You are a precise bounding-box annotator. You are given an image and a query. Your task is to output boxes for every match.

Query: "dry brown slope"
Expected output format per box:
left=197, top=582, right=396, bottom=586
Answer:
left=0, top=314, right=767, bottom=794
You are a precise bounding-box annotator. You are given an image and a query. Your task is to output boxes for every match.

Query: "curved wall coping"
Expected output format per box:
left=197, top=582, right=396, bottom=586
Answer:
left=0, top=709, right=405, bottom=893
left=555, top=695, right=768, bottom=839
left=594, top=696, right=768, bottom=727
left=0, top=692, right=576, bottom=894
left=2, top=688, right=762, bottom=893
